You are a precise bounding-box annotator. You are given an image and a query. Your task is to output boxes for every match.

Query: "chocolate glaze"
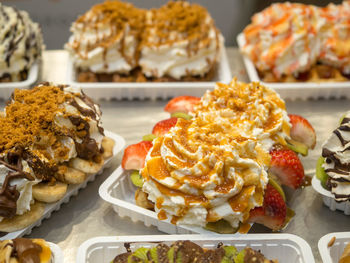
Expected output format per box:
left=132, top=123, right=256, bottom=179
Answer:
left=12, top=238, right=42, bottom=263
left=0, top=158, right=34, bottom=218
left=322, top=116, right=350, bottom=201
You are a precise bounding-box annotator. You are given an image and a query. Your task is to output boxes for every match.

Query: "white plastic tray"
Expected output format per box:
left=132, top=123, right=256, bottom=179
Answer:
left=319, top=232, right=350, bottom=263
left=48, top=241, right=64, bottom=263
left=66, top=48, right=232, bottom=100
left=99, top=166, right=252, bottom=235
left=77, top=234, right=315, bottom=263
left=311, top=176, right=350, bottom=215
left=237, top=33, right=350, bottom=101
left=1, top=131, right=125, bottom=240
left=0, top=63, right=39, bottom=99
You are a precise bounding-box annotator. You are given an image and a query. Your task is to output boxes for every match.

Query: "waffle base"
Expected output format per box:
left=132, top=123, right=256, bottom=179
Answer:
left=76, top=65, right=217, bottom=83
left=259, top=65, right=350, bottom=83
left=0, top=70, right=28, bottom=83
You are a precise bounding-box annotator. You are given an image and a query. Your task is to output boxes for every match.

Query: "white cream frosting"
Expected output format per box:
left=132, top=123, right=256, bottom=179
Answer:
left=0, top=3, right=43, bottom=81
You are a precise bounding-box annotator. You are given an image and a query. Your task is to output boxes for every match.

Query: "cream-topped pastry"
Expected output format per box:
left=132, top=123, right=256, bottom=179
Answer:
left=242, top=3, right=324, bottom=80
left=322, top=111, right=350, bottom=202
left=319, top=1, right=350, bottom=76
left=65, top=1, right=145, bottom=75
left=0, top=3, right=43, bottom=82
left=141, top=79, right=291, bottom=228
left=139, top=1, right=223, bottom=80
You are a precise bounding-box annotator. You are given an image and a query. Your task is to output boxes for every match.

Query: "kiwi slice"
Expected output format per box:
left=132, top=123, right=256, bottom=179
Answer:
left=268, top=177, right=286, bottom=201
left=128, top=247, right=149, bottom=263
left=205, top=219, right=238, bottom=234
left=143, top=134, right=157, bottom=141
left=316, top=156, right=329, bottom=189
left=234, top=249, right=246, bottom=263
left=149, top=247, right=158, bottom=263
left=167, top=247, right=175, bottom=263
left=220, top=246, right=238, bottom=263
left=286, top=139, right=308, bottom=156
left=171, top=112, right=192, bottom=120
left=130, top=170, right=144, bottom=188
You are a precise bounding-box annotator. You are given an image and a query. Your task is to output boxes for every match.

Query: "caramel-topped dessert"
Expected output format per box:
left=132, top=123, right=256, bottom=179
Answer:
left=140, top=79, right=290, bottom=229
left=66, top=0, right=223, bottom=82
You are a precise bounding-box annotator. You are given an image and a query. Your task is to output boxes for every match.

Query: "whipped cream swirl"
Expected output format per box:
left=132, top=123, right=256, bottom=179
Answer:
left=141, top=79, right=291, bottom=228
left=0, top=3, right=43, bottom=81
left=322, top=112, right=350, bottom=202
left=65, top=1, right=144, bottom=74
left=139, top=1, right=223, bottom=80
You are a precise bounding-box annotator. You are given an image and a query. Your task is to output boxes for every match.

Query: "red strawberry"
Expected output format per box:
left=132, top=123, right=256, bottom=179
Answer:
left=121, top=141, right=153, bottom=170
left=288, top=114, right=316, bottom=149
left=164, top=96, right=200, bottom=114
left=152, top=117, right=178, bottom=136
left=249, top=184, right=287, bottom=231
left=269, top=147, right=305, bottom=189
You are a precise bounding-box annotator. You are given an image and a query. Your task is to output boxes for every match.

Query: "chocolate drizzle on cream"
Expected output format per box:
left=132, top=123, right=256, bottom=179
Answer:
left=11, top=238, right=42, bottom=263
left=322, top=113, right=350, bottom=202
left=0, top=3, right=43, bottom=81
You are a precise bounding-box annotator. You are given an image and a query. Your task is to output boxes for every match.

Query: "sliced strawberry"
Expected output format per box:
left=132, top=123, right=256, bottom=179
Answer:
left=248, top=184, right=287, bottom=231
left=121, top=141, right=153, bottom=170
left=152, top=117, right=178, bottom=136
left=269, top=147, right=305, bottom=189
left=288, top=114, right=316, bottom=149
left=164, top=96, right=200, bottom=114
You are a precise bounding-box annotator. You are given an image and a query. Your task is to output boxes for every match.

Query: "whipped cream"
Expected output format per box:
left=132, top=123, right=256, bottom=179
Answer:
left=319, top=2, right=350, bottom=75
left=65, top=1, right=144, bottom=74
left=0, top=3, right=43, bottom=81
left=322, top=111, right=350, bottom=202
left=242, top=3, right=325, bottom=78
left=141, top=79, right=291, bottom=228
left=140, top=2, right=223, bottom=79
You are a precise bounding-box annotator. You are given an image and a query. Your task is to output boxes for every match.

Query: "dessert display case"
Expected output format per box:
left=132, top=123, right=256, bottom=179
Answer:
left=13, top=49, right=347, bottom=263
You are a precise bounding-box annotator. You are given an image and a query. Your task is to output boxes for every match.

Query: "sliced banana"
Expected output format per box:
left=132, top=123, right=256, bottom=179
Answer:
left=135, top=189, right=154, bottom=210
left=32, top=182, right=67, bottom=203
left=56, top=165, right=86, bottom=184
left=69, top=157, right=103, bottom=174
left=0, top=202, right=45, bottom=232
left=102, top=136, right=115, bottom=159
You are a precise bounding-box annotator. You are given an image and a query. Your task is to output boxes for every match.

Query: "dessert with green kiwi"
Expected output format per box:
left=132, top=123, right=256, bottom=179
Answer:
left=121, top=79, right=316, bottom=234
left=316, top=112, right=350, bottom=201
left=112, top=240, right=278, bottom=263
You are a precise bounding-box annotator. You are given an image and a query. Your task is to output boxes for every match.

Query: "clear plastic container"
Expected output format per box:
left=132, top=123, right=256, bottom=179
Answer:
left=319, top=232, right=350, bottom=263
left=237, top=33, right=350, bottom=101
left=1, top=131, right=125, bottom=240
left=311, top=176, right=350, bottom=215
left=77, top=234, right=315, bottom=263
left=66, top=49, right=232, bottom=100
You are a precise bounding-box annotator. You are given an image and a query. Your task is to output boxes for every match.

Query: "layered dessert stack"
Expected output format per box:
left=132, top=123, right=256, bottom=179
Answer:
left=65, top=1, right=223, bottom=82
left=122, top=79, right=316, bottom=232
left=0, top=83, right=115, bottom=232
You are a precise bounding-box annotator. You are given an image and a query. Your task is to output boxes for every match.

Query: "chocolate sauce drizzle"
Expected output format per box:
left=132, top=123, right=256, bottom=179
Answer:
left=322, top=117, right=350, bottom=201
left=0, top=157, right=34, bottom=218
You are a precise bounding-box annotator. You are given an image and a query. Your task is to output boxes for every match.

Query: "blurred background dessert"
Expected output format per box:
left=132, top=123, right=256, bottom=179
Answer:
left=66, top=1, right=223, bottom=82
left=65, top=1, right=145, bottom=82
left=0, top=3, right=43, bottom=82
left=139, top=1, right=223, bottom=81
